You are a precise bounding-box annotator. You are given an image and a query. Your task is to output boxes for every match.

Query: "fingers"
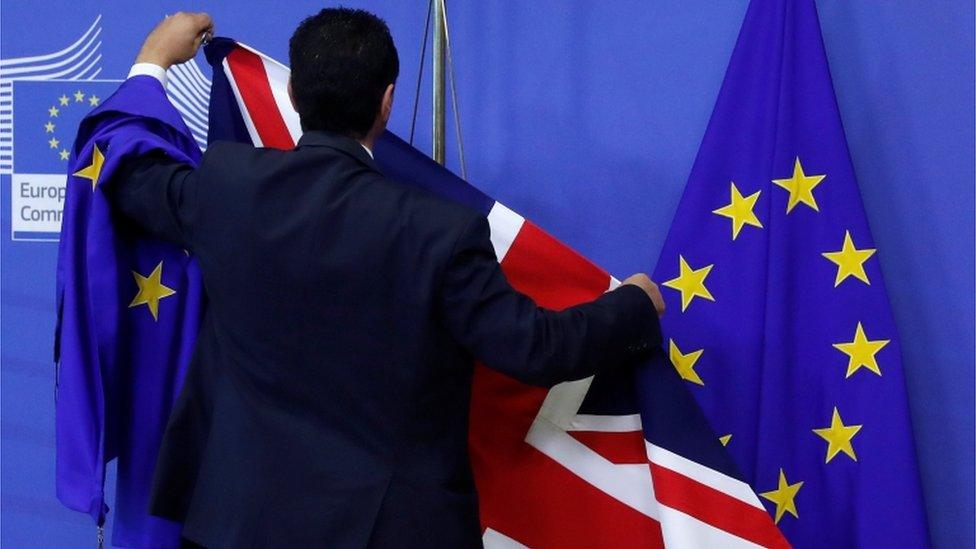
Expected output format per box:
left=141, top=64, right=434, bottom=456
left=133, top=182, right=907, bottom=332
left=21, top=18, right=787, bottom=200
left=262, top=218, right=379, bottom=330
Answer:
left=621, top=273, right=666, bottom=317
left=167, top=11, right=214, bottom=36
left=648, top=281, right=665, bottom=317
left=136, top=11, right=214, bottom=68
left=192, top=12, right=214, bottom=36
left=169, top=11, right=212, bottom=29
left=190, top=13, right=214, bottom=47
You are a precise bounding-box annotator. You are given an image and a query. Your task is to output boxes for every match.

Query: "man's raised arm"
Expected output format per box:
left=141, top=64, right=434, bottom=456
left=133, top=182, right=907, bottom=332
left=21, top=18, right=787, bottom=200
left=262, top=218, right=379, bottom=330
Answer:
left=102, top=13, right=215, bottom=247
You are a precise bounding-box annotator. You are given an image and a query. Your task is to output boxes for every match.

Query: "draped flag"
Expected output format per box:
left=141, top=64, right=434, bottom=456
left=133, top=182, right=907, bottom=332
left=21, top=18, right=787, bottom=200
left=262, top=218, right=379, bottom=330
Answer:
left=651, top=0, right=930, bottom=546
left=55, top=75, right=203, bottom=547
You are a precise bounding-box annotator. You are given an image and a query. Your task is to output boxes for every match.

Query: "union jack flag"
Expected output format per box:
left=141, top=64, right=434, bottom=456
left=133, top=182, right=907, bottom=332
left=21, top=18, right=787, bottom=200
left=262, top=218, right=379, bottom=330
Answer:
left=203, top=39, right=786, bottom=548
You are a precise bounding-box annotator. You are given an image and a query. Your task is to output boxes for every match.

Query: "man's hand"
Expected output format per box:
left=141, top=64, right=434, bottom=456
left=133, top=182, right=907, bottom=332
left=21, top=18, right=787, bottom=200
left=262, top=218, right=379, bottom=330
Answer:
left=135, top=12, right=214, bottom=70
left=622, top=273, right=665, bottom=317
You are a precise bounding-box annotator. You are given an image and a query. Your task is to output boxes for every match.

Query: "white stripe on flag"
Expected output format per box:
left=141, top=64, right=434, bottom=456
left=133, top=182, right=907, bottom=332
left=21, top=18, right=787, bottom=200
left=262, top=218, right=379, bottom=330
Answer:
left=657, top=504, right=765, bottom=549
left=645, top=442, right=764, bottom=510
left=525, top=416, right=659, bottom=520
left=568, top=413, right=642, bottom=432
left=262, top=56, right=303, bottom=144
left=222, top=58, right=263, bottom=147
left=536, top=377, right=594, bottom=430
left=486, top=202, right=524, bottom=262
left=482, top=528, right=529, bottom=549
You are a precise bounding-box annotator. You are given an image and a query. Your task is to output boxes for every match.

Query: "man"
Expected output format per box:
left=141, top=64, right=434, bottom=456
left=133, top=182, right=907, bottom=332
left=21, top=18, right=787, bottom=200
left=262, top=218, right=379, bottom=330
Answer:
left=112, top=9, right=665, bottom=548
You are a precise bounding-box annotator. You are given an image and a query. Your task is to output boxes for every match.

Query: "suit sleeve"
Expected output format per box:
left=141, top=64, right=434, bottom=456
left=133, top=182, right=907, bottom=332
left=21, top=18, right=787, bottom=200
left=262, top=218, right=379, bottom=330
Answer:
left=106, top=151, right=206, bottom=249
left=438, top=214, right=661, bottom=387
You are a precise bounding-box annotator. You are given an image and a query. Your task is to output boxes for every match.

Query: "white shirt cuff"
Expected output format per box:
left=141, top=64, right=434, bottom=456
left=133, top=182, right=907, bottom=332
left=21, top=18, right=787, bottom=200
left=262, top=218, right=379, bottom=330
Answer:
left=128, top=63, right=168, bottom=89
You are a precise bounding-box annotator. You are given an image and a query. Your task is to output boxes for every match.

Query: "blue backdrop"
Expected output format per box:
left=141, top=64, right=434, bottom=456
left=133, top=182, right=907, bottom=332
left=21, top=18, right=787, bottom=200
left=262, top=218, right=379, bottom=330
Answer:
left=1, top=1, right=972, bottom=547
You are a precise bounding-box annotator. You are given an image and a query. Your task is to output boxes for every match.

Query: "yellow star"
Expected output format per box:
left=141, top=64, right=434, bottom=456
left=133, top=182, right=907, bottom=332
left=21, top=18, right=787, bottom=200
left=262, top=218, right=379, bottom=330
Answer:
left=662, top=255, right=715, bottom=312
left=759, top=469, right=803, bottom=524
left=44, top=121, right=56, bottom=133
left=74, top=90, right=85, bottom=102
left=59, top=149, right=70, bottom=161
left=88, top=94, right=100, bottom=107
left=48, top=106, right=60, bottom=117
left=813, top=407, right=862, bottom=463
left=833, top=322, right=889, bottom=378
left=48, top=137, right=60, bottom=149
left=772, top=157, right=826, bottom=213
left=669, top=339, right=705, bottom=385
left=129, top=261, right=177, bottom=321
left=58, top=94, right=70, bottom=106
left=712, top=182, right=763, bottom=240
left=719, top=434, right=732, bottom=446
left=72, top=143, right=104, bottom=190
left=822, top=230, right=876, bottom=286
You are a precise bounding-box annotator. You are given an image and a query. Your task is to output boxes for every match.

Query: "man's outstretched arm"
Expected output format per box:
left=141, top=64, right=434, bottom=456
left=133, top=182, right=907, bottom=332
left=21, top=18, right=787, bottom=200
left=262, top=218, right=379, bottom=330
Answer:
left=439, top=214, right=665, bottom=387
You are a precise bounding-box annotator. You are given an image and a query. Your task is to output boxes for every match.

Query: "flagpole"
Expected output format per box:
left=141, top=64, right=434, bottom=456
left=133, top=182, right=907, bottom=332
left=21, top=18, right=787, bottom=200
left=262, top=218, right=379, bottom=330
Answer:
left=432, top=0, right=446, bottom=165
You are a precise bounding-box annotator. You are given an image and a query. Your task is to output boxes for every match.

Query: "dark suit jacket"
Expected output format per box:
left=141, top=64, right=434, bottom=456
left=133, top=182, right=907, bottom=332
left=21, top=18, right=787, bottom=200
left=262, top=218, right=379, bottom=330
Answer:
left=108, top=130, right=660, bottom=548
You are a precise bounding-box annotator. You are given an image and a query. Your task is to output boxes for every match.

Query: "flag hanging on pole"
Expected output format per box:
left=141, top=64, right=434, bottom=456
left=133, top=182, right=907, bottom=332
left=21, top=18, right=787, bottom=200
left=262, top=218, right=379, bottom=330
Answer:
left=651, top=0, right=930, bottom=546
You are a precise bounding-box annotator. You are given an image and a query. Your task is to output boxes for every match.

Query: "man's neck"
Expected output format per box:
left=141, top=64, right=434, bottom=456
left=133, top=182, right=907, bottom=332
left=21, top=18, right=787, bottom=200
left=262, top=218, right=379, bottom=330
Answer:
left=357, top=138, right=375, bottom=159
left=359, top=127, right=382, bottom=159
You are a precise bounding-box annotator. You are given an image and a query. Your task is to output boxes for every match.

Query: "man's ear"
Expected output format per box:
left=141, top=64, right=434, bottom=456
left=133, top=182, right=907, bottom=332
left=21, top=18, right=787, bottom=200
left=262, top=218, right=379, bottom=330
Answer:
left=381, top=84, right=394, bottom=123
left=287, top=78, right=297, bottom=111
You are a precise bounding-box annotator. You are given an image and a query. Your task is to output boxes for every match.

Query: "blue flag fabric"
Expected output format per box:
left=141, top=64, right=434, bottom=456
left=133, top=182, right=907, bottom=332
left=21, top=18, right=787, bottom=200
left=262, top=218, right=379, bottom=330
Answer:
left=651, top=0, right=929, bottom=546
left=55, top=75, right=203, bottom=548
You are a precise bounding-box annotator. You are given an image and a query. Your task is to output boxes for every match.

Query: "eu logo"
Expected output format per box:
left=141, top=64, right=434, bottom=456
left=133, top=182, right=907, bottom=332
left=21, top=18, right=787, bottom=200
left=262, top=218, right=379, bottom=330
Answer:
left=9, top=80, right=120, bottom=241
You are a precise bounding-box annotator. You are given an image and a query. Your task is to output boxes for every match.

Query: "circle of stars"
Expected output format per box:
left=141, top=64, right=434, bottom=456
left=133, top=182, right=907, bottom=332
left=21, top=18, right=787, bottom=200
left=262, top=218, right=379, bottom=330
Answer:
left=655, top=154, right=895, bottom=526
left=45, top=89, right=100, bottom=162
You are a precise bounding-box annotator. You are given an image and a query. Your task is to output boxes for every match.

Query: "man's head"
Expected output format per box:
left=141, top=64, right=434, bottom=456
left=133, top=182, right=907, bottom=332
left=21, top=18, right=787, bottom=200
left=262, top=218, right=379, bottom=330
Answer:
left=288, top=8, right=399, bottom=141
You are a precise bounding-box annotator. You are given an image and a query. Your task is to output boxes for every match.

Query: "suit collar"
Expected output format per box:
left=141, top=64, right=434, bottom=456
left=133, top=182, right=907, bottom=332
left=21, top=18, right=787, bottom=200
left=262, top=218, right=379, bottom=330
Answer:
left=297, top=130, right=380, bottom=172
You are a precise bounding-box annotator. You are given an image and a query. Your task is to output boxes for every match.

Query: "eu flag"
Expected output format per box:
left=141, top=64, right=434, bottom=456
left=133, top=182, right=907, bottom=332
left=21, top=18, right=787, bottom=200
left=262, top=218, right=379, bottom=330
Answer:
left=651, top=0, right=929, bottom=546
left=56, top=76, right=203, bottom=548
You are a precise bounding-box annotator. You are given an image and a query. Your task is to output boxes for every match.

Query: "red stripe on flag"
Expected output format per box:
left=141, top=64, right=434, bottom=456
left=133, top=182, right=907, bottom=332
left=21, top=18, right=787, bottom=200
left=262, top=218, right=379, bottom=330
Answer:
left=568, top=430, right=648, bottom=465
left=226, top=48, right=295, bottom=150
left=650, top=463, right=790, bottom=548
left=497, top=220, right=610, bottom=309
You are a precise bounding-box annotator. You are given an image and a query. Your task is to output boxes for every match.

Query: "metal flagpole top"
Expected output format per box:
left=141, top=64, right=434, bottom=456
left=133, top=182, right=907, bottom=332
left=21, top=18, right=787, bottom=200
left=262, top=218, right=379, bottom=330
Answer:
left=432, top=0, right=446, bottom=165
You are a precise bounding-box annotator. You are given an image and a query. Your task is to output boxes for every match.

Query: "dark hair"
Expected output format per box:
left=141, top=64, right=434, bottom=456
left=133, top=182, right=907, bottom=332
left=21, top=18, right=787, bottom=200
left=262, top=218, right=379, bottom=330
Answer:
left=288, top=8, right=399, bottom=138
